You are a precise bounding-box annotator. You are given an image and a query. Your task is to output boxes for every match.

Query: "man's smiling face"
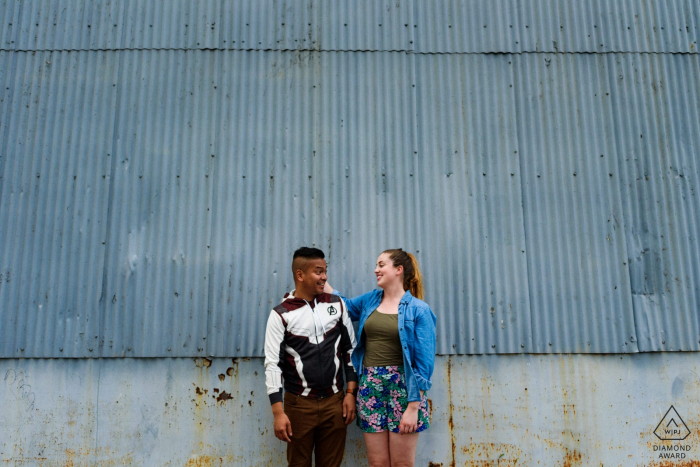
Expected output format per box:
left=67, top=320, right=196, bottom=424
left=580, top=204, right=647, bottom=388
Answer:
left=294, top=258, right=328, bottom=298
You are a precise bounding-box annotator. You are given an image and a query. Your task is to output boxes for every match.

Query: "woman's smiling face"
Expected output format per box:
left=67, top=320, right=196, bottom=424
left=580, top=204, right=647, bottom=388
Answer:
left=374, top=252, right=403, bottom=289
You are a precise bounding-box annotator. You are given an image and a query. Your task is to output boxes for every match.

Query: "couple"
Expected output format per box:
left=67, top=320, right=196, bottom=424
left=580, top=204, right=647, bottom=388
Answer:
left=264, top=247, right=437, bottom=467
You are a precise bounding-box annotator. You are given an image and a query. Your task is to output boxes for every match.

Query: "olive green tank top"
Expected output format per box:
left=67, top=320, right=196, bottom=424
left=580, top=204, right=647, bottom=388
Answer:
left=362, top=310, right=404, bottom=367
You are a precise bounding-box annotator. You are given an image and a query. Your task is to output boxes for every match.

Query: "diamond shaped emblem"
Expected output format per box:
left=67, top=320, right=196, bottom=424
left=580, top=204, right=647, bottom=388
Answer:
left=654, top=406, right=691, bottom=441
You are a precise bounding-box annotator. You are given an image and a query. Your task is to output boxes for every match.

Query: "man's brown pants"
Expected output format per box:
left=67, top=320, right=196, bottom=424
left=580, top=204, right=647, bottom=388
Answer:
left=284, top=391, right=347, bottom=467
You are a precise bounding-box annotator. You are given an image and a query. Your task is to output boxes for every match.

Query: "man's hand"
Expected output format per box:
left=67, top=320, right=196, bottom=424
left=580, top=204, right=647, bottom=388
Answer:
left=342, top=392, right=356, bottom=425
left=272, top=402, right=292, bottom=442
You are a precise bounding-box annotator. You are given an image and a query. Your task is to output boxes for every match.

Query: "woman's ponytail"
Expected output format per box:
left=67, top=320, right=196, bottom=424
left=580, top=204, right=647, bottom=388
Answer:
left=383, top=249, right=425, bottom=300
left=405, top=252, right=425, bottom=300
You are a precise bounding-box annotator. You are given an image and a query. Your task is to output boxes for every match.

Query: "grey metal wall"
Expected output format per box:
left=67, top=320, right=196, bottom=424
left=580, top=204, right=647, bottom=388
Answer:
left=2, top=354, right=700, bottom=465
left=1, top=0, right=699, bottom=358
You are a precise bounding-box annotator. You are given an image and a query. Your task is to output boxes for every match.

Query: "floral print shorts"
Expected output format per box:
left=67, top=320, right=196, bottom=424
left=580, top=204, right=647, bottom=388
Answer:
left=357, top=365, right=431, bottom=433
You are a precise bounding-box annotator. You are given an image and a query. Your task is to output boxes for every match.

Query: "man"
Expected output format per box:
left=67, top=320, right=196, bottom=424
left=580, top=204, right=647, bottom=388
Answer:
left=264, top=247, right=358, bottom=467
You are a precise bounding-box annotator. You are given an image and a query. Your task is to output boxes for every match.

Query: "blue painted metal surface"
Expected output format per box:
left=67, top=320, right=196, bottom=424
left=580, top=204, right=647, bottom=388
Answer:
left=513, top=53, right=638, bottom=354
left=606, top=53, right=700, bottom=352
left=413, top=0, right=700, bottom=53
left=414, top=53, right=533, bottom=354
left=1, top=1, right=700, bottom=358
left=0, top=50, right=117, bottom=358
left=2, top=0, right=698, bottom=53
left=1, top=355, right=700, bottom=465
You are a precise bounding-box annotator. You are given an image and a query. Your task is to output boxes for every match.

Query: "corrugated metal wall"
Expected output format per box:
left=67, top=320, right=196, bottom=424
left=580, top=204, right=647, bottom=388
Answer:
left=2, top=355, right=700, bottom=466
left=1, top=0, right=699, bottom=358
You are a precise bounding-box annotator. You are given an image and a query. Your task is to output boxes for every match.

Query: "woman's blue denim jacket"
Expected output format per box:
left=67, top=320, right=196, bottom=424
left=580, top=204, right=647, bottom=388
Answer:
left=335, top=288, right=437, bottom=402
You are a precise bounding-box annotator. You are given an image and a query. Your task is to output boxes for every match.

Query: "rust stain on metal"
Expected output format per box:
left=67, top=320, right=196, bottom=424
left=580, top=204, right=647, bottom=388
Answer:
left=643, top=421, right=700, bottom=449
left=447, top=355, right=456, bottom=467
left=461, top=442, right=523, bottom=466
left=428, top=463, right=443, bottom=467
left=195, top=386, right=208, bottom=396
left=3, top=447, right=134, bottom=466
left=427, top=398, right=433, bottom=418
left=216, top=390, right=233, bottom=404
left=229, top=358, right=239, bottom=378
left=194, top=358, right=212, bottom=368
left=218, top=373, right=225, bottom=381
left=562, top=448, right=582, bottom=467
left=645, top=462, right=700, bottom=467
left=185, top=455, right=223, bottom=467
left=562, top=404, right=576, bottom=417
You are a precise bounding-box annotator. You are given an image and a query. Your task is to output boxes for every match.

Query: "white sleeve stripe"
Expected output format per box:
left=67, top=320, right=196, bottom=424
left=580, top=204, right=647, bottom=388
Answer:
left=264, top=311, right=286, bottom=396
left=332, top=335, right=341, bottom=392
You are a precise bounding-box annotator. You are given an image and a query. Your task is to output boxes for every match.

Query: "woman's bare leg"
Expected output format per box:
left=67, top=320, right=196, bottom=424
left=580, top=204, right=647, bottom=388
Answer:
left=364, top=432, right=391, bottom=467
left=388, top=432, right=419, bottom=467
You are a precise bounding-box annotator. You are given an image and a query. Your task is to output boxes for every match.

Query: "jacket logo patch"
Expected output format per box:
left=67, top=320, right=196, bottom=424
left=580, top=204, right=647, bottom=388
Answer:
left=327, top=305, right=337, bottom=315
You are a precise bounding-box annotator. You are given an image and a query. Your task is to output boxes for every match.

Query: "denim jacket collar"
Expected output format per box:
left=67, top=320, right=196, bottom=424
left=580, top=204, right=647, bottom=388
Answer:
left=375, top=288, right=413, bottom=306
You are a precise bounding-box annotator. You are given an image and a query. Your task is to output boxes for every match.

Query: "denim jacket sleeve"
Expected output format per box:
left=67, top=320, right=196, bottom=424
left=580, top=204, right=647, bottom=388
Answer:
left=333, top=289, right=377, bottom=321
left=412, top=304, right=437, bottom=392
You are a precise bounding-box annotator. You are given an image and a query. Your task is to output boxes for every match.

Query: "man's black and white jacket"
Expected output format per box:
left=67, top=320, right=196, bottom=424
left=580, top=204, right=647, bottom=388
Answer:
left=264, top=291, right=357, bottom=405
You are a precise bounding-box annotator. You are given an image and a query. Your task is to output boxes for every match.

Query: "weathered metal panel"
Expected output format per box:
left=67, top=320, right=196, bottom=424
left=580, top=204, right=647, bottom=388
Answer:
left=311, top=0, right=415, bottom=52
left=0, top=51, right=117, bottom=358
left=414, top=0, right=700, bottom=53
left=606, top=53, right=700, bottom=352
left=313, top=50, right=420, bottom=295
left=1, top=2, right=700, bottom=358
left=2, top=355, right=700, bottom=465
left=513, top=53, right=638, bottom=353
left=413, top=53, right=533, bottom=354
left=218, top=0, right=317, bottom=51
left=1, top=0, right=415, bottom=52
left=3, top=0, right=700, bottom=53
left=122, top=0, right=221, bottom=51
left=206, top=50, right=420, bottom=356
left=206, top=50, right=319, bottom=357
left=13, top=0, right=126, bottom=52
left=221, top=0, right=415, bottom=52
left=8, top=0, right=700, bottom=54
left=99, top=50, right=217, bottom=357
left=0, top=0, right=22, bottom=50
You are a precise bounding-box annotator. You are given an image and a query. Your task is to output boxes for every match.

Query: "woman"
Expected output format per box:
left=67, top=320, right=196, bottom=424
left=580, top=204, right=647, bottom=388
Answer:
left=325, top=248, right=436, bottom=467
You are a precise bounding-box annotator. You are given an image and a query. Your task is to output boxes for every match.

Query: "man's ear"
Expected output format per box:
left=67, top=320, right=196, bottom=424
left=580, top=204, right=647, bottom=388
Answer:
left=294, top=269, right=304, bottom=282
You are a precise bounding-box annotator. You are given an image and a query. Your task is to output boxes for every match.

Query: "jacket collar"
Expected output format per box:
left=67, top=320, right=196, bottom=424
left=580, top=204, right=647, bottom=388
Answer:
left=377, top=288, right=413, bottom=305
left=281, top=289, right=314, bottom=310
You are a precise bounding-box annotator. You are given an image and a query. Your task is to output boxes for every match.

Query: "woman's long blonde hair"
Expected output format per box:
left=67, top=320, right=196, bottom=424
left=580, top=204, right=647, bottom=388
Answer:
left=383, top=249, right=424, bottom=300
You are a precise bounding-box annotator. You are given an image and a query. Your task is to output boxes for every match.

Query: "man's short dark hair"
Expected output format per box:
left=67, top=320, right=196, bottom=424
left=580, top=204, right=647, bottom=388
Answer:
left=293, top=247, right=325, bottom=261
